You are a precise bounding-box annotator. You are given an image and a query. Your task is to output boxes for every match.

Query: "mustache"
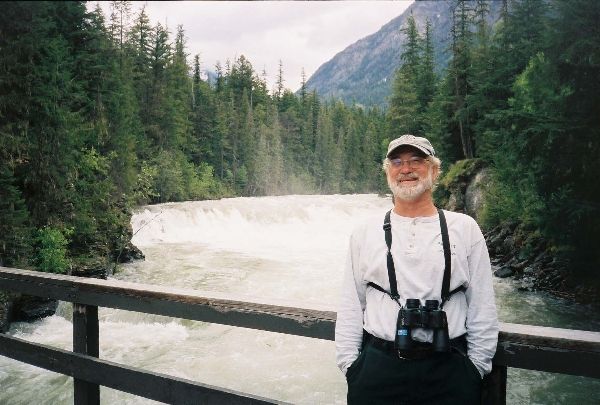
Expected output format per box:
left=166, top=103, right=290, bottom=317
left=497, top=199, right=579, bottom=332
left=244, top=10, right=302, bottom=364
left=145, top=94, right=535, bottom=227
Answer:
left=395, top=173, right=419, bottom=182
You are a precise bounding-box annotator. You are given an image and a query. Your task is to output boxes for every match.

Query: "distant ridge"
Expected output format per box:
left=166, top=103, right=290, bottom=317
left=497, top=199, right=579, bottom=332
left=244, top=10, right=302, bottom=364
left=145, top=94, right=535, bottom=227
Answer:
left=305, top=1, right=501, bottom=107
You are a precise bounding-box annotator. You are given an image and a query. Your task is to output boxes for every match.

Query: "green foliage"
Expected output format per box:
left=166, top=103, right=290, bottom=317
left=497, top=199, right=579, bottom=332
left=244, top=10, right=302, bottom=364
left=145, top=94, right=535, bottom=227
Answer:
left=1, top=0, right=598, bottom=279
left=479, top=168, right=544, bottom=230
left=433, top=158, right=483, bottom=208
left=35, top=227, right=71, bottom=274
left=438, top=159, right=483, bottom=190
left=388, top=14, right=435, bottom=138
left=0, top=166, right=32, bottom=267
left=132, top=161, right=159, bottom=204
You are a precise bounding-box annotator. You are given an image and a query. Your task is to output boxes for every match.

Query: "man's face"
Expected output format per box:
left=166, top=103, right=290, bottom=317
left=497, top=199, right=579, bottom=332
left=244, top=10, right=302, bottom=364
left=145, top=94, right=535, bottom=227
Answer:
left=386, top=147, right=437, bottom=202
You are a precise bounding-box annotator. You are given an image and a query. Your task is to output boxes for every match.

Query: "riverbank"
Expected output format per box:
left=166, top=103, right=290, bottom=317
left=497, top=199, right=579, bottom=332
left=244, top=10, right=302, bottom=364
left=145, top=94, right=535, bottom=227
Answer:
left=486, top=222, right=600, bottom=305
left=435, top=159, right=600, bottom=306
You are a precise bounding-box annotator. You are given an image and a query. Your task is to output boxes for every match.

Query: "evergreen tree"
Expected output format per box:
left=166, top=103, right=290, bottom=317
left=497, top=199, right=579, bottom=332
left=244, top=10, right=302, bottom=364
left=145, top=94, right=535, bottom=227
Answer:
left=108, top=1, right=132, bottom=53
left=192, top=54, right=217, bottom=167
left=128, top=5, right=153, bottom=138
left=146, top=22, right=172, bottom=149
left=449, top=0, right=475, bottom=158
left=543, top=0, right=600, bottom=273
left=300, top=68, right=308, bottom=107
left=388, top=13, right=421, bottom=136
left=166, top=25, right=194, bottom=154
left=275, top=59, right=285, bottom=107
left=388, top=69, right=419, bottom=136
left=0, top=166, right=32, bottom=268
left=417, top=18, right=436, bottom=115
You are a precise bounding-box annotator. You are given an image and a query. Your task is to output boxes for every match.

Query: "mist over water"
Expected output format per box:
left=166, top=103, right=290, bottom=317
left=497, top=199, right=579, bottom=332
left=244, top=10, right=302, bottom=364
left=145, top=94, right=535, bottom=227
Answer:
left=1, top=195, right=599, bottom=404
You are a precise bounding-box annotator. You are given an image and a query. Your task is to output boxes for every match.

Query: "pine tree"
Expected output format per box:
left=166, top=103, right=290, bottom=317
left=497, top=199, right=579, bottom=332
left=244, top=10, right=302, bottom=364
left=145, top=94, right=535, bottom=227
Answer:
left=167, top=24, right=194, bottom=154
left=449, top=0, right=475, bottom=158
left=0, top=166, right=32, bottom=267
left=417, top=18, right=436, bottom=115
left=388, top=13, right=421, bottom=136
left=400, top=12, right=421, bottom=76
left=108, top=1, right=132, bottom=53
left=192, top=54, right=217, bottom=167
left=388, top=69, right=419, bottom=136
left=275, top=59, right=285, bottom=107
left=128, top=5, right=153, bottom=131
left=300, top=67, right=307, bottom=107
left=146, top=22, right=172, bottom=149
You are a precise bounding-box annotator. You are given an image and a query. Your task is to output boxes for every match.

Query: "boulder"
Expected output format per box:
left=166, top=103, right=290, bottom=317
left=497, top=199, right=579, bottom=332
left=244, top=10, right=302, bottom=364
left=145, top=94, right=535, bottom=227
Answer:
left=71, top=257, right=112, bottom=279
left=116, top=242, right=145, bottom=263
left=494, top=266, right=515, bottom=278
left=13, top=295, right=58, bottom=321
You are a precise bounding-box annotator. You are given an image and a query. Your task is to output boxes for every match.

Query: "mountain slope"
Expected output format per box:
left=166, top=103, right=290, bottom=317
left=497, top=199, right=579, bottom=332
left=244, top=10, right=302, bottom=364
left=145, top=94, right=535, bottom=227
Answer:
left=305, top=1, right=501, bottom=107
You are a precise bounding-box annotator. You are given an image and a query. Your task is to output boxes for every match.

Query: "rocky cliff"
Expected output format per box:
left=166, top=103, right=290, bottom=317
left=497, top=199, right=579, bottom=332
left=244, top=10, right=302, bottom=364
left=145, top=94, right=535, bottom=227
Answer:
left=305, top=1, right=502, bottom=107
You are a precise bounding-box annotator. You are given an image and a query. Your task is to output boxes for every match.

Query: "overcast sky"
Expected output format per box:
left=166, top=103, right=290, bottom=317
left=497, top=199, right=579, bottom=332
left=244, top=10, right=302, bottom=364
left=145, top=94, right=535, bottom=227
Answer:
left=89, top=1, right=413, bottom=92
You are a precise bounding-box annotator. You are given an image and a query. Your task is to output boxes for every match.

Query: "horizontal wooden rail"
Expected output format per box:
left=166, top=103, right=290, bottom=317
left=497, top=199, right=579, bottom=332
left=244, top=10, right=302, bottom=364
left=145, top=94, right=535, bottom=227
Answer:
left=0, top=334, right=280, bottom=404
left=497, top=322, right=600, bottom=378
left=0, top=267, right=335, bottom=340
left=2, top=266, right=600, bottom=404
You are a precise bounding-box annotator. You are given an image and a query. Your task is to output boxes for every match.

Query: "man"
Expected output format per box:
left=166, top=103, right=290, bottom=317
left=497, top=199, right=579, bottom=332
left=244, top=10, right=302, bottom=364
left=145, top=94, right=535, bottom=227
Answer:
left=335, top=135, right=498, bottom=404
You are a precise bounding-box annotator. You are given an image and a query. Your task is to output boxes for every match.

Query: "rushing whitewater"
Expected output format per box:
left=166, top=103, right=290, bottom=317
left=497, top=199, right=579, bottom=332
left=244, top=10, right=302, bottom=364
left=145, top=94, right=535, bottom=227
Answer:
left=125, top=194, right=393, bottom=304
left=1, top=195, right=599, bottom=404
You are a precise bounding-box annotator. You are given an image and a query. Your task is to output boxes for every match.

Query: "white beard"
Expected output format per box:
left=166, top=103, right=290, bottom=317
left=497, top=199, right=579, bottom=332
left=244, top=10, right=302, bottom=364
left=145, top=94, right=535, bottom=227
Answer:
left=388, top=169, right=434, bottom=201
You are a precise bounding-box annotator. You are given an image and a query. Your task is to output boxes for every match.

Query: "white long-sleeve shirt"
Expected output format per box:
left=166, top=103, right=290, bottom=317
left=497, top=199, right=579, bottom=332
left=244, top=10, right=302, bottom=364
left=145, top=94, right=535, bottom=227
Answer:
left=335, top=209, right=498, bottom=377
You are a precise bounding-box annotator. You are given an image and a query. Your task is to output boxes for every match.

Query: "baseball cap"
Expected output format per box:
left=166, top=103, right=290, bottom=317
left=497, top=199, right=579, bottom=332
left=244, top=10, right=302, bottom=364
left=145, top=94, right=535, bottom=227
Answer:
left=386, top=134, right=435, bottom=157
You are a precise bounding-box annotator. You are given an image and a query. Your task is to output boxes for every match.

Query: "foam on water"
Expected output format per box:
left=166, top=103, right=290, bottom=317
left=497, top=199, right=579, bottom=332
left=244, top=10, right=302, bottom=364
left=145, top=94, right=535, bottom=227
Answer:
left=131, top=194, right=389, bottom=260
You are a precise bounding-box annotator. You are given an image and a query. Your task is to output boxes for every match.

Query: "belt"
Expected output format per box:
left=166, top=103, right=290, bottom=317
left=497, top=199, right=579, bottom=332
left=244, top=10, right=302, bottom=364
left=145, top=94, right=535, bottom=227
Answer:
left=363, top=331, right=467, bottom=360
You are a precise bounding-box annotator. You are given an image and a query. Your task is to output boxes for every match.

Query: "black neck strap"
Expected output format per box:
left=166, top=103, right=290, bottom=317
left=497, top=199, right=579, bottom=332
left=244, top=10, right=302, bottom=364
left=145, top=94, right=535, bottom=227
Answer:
left=383, top=211, right=400, bottom=302
left=437, top=208, right=452, bottom=306
left=379, top=208, right=456, bottom=308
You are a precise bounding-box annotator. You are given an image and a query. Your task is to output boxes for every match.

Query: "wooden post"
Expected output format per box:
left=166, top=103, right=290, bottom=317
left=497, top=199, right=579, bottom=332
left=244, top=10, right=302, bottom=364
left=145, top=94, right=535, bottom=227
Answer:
left=73, top=303, right=100, bottom=405
left=481, top=364, right=507, bottom=405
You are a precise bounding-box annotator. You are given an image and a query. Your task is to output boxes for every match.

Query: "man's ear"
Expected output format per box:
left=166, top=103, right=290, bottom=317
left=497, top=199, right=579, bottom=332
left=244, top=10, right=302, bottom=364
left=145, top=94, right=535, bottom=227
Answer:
left=432, top=164, right=440, bottom=182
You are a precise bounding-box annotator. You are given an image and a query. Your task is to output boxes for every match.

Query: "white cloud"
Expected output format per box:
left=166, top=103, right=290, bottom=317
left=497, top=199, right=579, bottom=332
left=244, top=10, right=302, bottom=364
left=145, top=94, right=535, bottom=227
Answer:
left=88, top=1, right=413, bottom=91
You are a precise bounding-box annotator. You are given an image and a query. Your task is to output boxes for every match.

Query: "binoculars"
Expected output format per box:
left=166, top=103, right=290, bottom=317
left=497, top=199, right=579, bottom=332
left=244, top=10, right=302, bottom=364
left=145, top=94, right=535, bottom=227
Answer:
left=395, top=298, right=450, bottom=352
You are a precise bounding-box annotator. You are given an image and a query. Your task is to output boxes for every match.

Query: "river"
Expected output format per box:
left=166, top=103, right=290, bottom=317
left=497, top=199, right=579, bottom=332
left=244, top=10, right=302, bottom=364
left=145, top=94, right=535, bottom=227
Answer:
left=1, top=194, right=599, bottom=404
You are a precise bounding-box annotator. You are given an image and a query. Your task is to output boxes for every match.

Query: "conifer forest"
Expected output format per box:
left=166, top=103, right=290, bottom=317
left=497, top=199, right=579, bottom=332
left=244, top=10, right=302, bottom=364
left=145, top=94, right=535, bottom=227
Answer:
left=0, top=1, right=598, bottom=289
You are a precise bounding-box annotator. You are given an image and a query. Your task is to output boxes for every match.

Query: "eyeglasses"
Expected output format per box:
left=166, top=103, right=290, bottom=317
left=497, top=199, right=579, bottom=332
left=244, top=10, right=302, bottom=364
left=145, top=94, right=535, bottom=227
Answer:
left=389, top=157, right=428, bottom=169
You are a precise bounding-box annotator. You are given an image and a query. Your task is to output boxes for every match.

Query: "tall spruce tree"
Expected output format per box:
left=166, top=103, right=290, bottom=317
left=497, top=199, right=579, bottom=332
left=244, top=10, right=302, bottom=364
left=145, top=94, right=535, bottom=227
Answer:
left=388, top=13, right=421, bottom=136
left=449, top=0, right=475, bottom=158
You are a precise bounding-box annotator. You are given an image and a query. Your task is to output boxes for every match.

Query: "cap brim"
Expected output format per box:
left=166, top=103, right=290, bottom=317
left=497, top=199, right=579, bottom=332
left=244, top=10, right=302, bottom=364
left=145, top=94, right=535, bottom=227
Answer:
left=387, top=143, right=431, bottom=157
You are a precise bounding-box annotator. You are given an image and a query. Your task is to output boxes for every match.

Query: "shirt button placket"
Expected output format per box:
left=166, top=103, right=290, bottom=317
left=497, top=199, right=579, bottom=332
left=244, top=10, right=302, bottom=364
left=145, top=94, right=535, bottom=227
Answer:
left=408, top=219, right=416, bottom=250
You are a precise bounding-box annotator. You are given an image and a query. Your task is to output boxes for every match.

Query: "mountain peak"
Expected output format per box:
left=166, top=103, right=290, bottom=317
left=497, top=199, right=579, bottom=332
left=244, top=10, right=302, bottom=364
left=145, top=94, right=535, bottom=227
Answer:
left=305, top=1, right=500, bottom=107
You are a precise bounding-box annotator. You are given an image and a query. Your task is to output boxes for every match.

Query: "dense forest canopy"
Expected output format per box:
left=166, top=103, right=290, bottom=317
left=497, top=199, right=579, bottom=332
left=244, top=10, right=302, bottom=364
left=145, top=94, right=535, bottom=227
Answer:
left=0, top=1, right=598, bottom=286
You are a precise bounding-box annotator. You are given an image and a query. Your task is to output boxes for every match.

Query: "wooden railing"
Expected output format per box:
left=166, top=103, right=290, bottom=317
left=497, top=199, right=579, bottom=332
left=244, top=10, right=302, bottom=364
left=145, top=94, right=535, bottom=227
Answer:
left=1, top=266, right=599, bottom=404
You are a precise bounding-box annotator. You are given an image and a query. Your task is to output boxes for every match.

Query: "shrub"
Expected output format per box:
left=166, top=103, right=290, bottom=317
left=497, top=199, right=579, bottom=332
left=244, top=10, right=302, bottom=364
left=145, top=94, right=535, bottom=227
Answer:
left=35, top=227, right=71, bottom=274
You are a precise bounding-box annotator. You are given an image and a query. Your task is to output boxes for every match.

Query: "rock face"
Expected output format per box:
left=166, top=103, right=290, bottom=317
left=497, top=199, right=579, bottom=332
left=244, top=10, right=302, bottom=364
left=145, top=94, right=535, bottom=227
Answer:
left=437, top=159, right=486, bottom=220
left=464, top=168, right=490, bottom=222
left=305, top=1, right=502, bottom=107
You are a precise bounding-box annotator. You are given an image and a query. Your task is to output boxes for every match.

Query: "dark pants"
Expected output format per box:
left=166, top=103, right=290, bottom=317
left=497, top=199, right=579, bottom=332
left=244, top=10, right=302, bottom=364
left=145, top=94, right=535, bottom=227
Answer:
left=346, top=342, right=482, bottom=405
